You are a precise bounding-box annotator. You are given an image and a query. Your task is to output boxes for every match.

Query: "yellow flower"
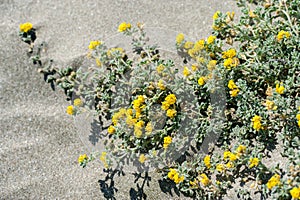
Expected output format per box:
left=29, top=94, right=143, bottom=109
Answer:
left=66, top=105, right=75, bottom=115
left=78, top=154, right=88, bottom=164
left=204, top=155, right=211, bottom=169
left=191, top=64, right=198, bottom=71
left=207, top=60, right=217, bottom=71
left=249, top=10, right=257, bottom=18
left=229, top=153, right=238, bottom=161
left=277, top=30, right=291, bottom=41
left=163, top=136, right=172, bottom=149
left=290, top=187, right=300, bottom=199
left=96, top=58, right=102, bottom=66
left=266, top=174, right=281, bottom=190
left=167, top=168, right=177, bottom=179
left=275, top=83, right=285, bottom=94
left=216, top=163, right=225, bottom=172
left=207, top=35, right=216, bottom=44
left=298, top=120, right=300, bottom=128
left=198, top=77, right=206, bottom=86
left=165, top=94, right=177, bottom=105
left=176, top=33, right=185, bottom=44
left=135, top=120, right=145, bottom=128
left=252, top=115, right=262, bottom=131
left=297, top=114, right=300, bottom=121
left=173, top=173, right=185, bottom=184
left=223, top=150, right=231, bottom=160
left=230, top=89, right=240, bottom=97
left=100, top=152, right=107, bottom=162
left=145, top=122, right=153, bottom=134
left=222, top=49, right=236, bottom=59
left=156, top=64, right=165, bottom=74
left=199, top=173, right=211, bottom=186
left=213, top=11, right=220, bottom=20
left=134, top=127, right=143, bottom=138
left=73, top=98, right=83, bottom=107
left=183, top=66, right=190, bottom=77
left=20, top=22, right=33, bottom=33
left=118, top=22, right=131, bottom=32
left=166, top=109, right=177, bottom=118
left=190, top=179, right=198, bottom=187
left=197, top=57, right=205, bottom=63
left=226, top=161, right=234, bottom=168
left=157, top=79, right=166, bottom=90
left=183, top=41, right=194, bottom=49
left=265, top=100, right=277, bottom=110
left=161, top=101, right=170, bottom=111
left=249, top=158, right=260, bottom=168
left=108, top=125, right=116, bottom=134
left=88, top=40, right=101, bottom=50
left=228, top=80, right=238, bottom=90
left=194, top=39, right=205, bottom=50
left=236, top=145, right=246, bottom=154
left=139, top=154, right=146, bottom=164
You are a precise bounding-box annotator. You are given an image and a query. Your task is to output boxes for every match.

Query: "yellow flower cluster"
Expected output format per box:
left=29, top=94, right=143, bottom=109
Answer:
left=277, top=30, right=291, bottom=41
left=118, top=22, right=131, bottom=32
left=266, top=174, right=281, bottom=190
left=183, top=66, right=190, bottom=77
left=78, top=154, right=88, bottom=164
left=199, top=173, right=211, bottom=186
left=265, top=100, right=277, bottom=111
left=198, top=76, right=206, bottom=86
left=275, top=83, right=285, bottom=94
left=204, top=155, right=211, bottom=169
left=73, top=98, right=83, bottom=107
left=108, top=125, right=116, bottom=134
left=207, top=35, right=216, bottom=44
left=176, top=33, right=185, bottom=44
left=222, top=48, right=239, bottom=70
left=156, top=64, right=165, bottom=74
left=88, top=40, right=102, bottom=50
left=66, top=105, right=75, bottom=115
left=139, top=154, right=146, bottom=164
left=207, top=60, right=217, bottom=71
left=107, top=47, right=125, bottom=58
left=157, top=79, right=166, bottom=90
left=168, top=168, right=185, bottom=184
left=163, top=136, right=172, bottom=149
left=132, top=95, right=146, bottom=119
left=100, top=152, right=109, bottom=168
left=161, top=94, right=177, bottom=119
left=184, top=41, right=194, bottom=49
left=290, top=186, right=300, bottom=199
left=249, top=157, right=260, bottom=168
left=227, top=80, right=240, bottom=97
left=296, top=112, right=300, bottom=128
left=252, top=115, right=262, bottom=131
left=187, top=39, right=205, bottom=58
left=20, top=22, right=33, bottom=33
left=145, top=122, right=153, bottom=134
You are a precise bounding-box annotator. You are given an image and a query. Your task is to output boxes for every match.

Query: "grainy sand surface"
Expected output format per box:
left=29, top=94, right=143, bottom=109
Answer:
left=1, top=1, right=240, bottom=199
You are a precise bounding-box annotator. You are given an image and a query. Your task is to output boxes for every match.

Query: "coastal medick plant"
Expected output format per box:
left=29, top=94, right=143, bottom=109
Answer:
left=19, top=0, right=299, bottom=198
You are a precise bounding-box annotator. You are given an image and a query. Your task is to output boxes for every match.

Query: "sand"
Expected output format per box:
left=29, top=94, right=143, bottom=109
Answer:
left=0, top=0, right=240, bottom=199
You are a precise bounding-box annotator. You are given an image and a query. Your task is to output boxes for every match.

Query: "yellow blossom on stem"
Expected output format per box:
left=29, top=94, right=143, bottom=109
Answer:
left=176, top=33, right=185, bottom=44
left=222, top=49, right=236, bottom=59
left=66, top=105, right=75, bottom=115
left=236, top=145, right=246, bottom=154
left=207, top=35, right=216, bottom=44
left=290, top=187, right=300, bottom=199
left=157, top=79, right=166, bottom=90
left=207, top=60, right=217, bottom=71
left=223, top=150, right=231, bottom=160
left=78, top=154, right=88, bottom=164
left=145, top=122, right=153, bottom=134
left=166, top=109, right=177, bottom=118
left=216, top=163, right=225, bottom=172
left=163, top=136, right=172, bottom=149
left=88, top=40, right=102, bottom=50
left=275, top=83, right=285, bottom=94
left=230, top=89, right=240, bottom=97
left=226, top=161, right=234, bottom=168
left=199, top=173, right=211, bottom=186
left=266, top=174, right=281, bottom=190
left=228, top=80, right=238, bottom=90
left=139, top=154, right=146, bottom=164
left=204, top=155, right=211, bottom=169
left=156, top=64, right=165, bottom=74
left=74, top=98, right=83, bottom=107
left=183, top=66, right=190, bottom=77
left=252, top=115, right=262, bottom=131
left=213, top=11, right=221, bottom=20
left=265, top=100, right=277, bottom=110
left=165, top=94, right=177, bottom=105
left=118, top=22, right=131, bottom=32
left=277, top=30, right=291, bottom=41
left=161, top=101, right=170, bottom=111
left=184, top=41, right=194, bottom=49
left=20, top=22, right=33, bottom=33
left=108, top=125, right=116, bottom=134
left=198, top=76, right=206, bottom=86
left=249, top=158, right=260, bottom=168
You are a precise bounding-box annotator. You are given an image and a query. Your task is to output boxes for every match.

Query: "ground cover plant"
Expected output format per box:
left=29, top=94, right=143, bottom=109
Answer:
left=19, top=0, right=299, bottom=199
